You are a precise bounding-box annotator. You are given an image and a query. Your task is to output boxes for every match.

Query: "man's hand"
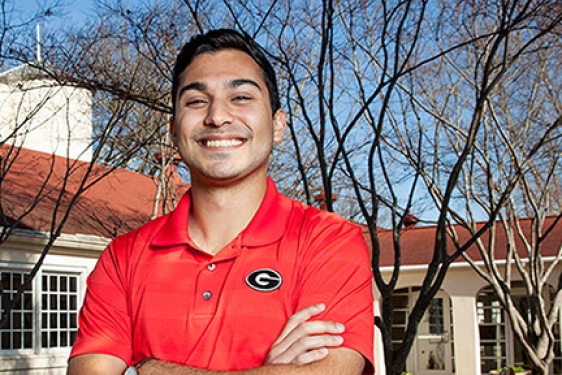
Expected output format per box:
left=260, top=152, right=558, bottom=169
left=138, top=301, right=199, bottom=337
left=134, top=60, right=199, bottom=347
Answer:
left=265, top=304, right=345, bottom=366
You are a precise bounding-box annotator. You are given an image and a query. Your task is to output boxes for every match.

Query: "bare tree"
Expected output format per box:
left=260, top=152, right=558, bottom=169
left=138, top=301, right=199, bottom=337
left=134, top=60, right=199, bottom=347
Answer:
left=440, top=8, right=562, bottom=372
left=0, top=2, right=159, bottom=330
left=227, top=0, right=561, bottom=373
left=11, top=0, right=558, bottom=373
left=380, top=1, right=562, bottom=373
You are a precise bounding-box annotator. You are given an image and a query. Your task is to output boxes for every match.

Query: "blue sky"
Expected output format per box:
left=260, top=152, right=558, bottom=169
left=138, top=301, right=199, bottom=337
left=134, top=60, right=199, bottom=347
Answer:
left=17, top=0, right=100, bottom=25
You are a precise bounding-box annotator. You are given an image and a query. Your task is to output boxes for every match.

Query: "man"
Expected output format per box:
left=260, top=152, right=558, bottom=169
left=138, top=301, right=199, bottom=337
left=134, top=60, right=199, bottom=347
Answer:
left=68, top=29, right=374, bottom=375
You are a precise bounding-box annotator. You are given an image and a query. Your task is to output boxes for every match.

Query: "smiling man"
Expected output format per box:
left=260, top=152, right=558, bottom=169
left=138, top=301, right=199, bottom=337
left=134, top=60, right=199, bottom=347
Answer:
left=67, top=29, right=374, bottom=375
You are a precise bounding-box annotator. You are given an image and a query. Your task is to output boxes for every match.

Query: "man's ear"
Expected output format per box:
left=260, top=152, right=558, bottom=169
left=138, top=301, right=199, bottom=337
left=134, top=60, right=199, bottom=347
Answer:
left=272, top=109, right=287, bottom=143
left=169, top=117, right=177, bottom=145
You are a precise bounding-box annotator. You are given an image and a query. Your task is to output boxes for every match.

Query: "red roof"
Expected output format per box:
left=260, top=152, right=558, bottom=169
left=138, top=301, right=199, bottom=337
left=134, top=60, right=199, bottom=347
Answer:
left=1, top=146, right=188, bottom=239
left=3, top=145, right=560, bottom=266
left=364, top=215, right=562, bottom=267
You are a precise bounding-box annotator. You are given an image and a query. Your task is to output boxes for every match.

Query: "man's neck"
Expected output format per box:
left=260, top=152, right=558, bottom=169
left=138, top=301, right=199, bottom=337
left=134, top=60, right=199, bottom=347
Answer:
left=188, top=176, right=268, bottom=256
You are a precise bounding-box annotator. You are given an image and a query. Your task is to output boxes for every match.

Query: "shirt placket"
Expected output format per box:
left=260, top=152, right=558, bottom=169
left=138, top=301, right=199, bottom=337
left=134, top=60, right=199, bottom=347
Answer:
left=192, top=241, right=242, bottom=317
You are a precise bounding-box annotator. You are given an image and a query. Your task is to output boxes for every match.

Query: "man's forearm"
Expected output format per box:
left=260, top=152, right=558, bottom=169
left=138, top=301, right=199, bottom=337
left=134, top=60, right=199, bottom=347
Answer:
left=139, top=360, right=306, bottom=375
left=139, top=348, right=364, bottom=375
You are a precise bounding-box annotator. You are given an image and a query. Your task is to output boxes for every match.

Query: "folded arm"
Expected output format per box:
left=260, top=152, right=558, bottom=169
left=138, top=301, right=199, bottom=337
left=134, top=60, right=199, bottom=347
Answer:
left=68, top=305, right=365, bottom=375
left=68, top=348, right=364, bottom=375
left=138, top=348, right=363, bottom=375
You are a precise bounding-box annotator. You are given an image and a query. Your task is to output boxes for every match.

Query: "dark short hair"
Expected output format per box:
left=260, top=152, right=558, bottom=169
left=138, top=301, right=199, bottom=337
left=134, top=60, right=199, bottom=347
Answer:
left=172, top=28, right=280, bottom=116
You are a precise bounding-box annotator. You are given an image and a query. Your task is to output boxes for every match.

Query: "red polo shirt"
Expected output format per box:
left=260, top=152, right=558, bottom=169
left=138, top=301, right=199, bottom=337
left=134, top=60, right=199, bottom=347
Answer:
left=70, top=178, right=374, bottom=373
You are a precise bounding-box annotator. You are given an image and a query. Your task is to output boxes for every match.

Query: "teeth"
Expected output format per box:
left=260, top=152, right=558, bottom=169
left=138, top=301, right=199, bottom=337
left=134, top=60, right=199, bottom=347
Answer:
left=205, top=139, right=243, bottom=147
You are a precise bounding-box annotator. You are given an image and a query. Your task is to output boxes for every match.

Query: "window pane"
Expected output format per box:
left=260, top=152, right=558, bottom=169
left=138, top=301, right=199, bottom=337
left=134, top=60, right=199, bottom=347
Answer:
left=40, top=273, right=80, bottom=349
left=13, top=313, right=21, bottom=329
left=60, top=331, right=67, bottom=347
left=1, top=293, right=9, bottom=311
left=49, top=331, right=57, bottom=347
left=23, top=294, right=32, bottom=310
left=60, top=277, right=67, bottom=292
left=42, top=276, right=48, bottom=292
left=24, top=313, right=32, bottom=329
left=1, top=332, right=11, bottom=350
left=50, top=313, right=58, bottom=329
left=393, top=296, right=409, bottom=308
left=60, top=295, right=68, bottom=310
left=394, top=312, right=407, bottom=325
left=1, top=274, right=9, bottom=291
left=24, top=332, right=32, bottom=347
left=49, top=295, right=58, bottom=310
left=13, top=332, right=21, bottom=349
left=392, top=327, right=405, bottom=341
left=482, top=358, right=501, bottom=373
left=23, top=275, right=31, bottom=291
left=70, top=295, right=77, bottom=310
left=13, top=274, right=21, bottom=289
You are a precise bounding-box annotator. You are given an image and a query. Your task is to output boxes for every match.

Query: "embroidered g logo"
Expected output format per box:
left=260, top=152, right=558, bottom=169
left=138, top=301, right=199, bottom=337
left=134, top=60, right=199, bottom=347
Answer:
left=246, top=269, right=282, bottom=292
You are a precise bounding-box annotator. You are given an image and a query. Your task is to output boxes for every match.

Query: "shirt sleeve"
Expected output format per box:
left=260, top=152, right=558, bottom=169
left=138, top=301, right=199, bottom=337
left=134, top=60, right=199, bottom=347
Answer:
left=69, top=234, right=134, bottom=364
left=293, top=211, right=375, bottom=375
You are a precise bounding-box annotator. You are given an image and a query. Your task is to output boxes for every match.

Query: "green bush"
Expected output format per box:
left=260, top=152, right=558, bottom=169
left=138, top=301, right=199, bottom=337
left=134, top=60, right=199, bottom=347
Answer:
left=495, top=366, right=527, bottom=373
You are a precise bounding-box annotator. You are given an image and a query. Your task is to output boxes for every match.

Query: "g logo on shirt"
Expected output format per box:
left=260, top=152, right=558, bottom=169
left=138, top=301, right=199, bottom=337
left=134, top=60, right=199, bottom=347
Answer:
left=246, top=268, right=282, bottom=292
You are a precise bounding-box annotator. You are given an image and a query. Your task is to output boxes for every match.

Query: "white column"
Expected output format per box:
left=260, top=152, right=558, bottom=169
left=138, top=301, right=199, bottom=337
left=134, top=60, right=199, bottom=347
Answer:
left=374, top=300, right=386, bottom=374
left=450, top=295, right=480, bottom=375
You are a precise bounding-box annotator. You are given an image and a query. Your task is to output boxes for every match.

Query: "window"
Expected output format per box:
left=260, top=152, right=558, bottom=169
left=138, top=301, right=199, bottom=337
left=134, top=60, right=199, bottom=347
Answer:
left=477, top=285, right=561, bottom=373
left=41, top=273, right=79, bottom=348
left=391, top=287, right=455, bottom=374
left=477, top=289, right=507, bottom=372
left=0, top=271, right=33, bottom=350
left=429, top=299, right=444, bottom=335
left=391, top=289, right=410, bottom=352
left=0, top=269, right=80, bottom=353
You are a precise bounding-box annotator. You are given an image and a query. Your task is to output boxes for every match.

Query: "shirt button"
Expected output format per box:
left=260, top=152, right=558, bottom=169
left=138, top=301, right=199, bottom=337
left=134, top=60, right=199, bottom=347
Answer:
left=203, top=291, right=212, bottom=300
left=207, top=263, right=216, bottom=271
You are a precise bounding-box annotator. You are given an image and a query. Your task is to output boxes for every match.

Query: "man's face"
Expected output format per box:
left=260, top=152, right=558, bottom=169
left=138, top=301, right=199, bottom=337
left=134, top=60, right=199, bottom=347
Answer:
left=171, top=49, right=286, bottom=186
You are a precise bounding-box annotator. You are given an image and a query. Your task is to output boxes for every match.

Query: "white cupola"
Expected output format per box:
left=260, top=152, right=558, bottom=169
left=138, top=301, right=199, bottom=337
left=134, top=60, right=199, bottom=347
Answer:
left=0, top=63, right=92, bottom=162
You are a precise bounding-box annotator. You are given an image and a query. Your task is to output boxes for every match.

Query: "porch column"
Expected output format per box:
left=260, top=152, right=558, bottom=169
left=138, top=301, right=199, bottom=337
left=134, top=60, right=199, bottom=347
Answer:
left=450, top=295, right=480, bottom=375
left=374, top=299, right=386, bottom=375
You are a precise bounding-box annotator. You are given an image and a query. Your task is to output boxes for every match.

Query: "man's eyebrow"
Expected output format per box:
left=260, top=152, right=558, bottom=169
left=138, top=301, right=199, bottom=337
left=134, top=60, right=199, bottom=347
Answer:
left=178, top=82, right=206, bottom=98
left=228, top=79, right=262, bottom=91
left=178, top=79, right=262, bottom=98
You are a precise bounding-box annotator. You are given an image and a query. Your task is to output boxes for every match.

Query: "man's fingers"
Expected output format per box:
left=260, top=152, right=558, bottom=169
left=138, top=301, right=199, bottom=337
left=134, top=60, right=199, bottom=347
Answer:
left=267, top=333, right=344, bottom=365
left=265, top=304, right=347, bottom=366
left=292, top=348, right=330, bottom=366
left=269, top=320, right=345, bottom=360
left=268, top=320, right=343, bottom=361
left=273, top=303, right=326, bottom=344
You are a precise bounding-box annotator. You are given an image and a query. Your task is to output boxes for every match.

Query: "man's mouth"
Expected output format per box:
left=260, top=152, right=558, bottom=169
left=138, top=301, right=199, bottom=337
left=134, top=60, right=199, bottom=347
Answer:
left=202, top=139, right=244, bottom=148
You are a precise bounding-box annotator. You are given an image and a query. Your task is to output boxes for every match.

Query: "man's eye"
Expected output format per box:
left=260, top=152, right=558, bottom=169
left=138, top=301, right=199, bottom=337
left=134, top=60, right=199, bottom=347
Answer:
left=185, top=99, right=206, bottom=106
left=233, top=95, right=251, bottom=101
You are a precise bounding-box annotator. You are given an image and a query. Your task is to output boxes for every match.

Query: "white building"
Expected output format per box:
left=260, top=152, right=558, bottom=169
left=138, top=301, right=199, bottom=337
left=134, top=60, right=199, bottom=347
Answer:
left=369, top=219, right=562, bottom=375
left=0, top=64, right=183, bottom=374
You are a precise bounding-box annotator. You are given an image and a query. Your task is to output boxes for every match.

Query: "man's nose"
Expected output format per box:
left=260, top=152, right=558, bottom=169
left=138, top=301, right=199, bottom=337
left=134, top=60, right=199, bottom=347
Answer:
left=204, top=100, right=233, bottom=127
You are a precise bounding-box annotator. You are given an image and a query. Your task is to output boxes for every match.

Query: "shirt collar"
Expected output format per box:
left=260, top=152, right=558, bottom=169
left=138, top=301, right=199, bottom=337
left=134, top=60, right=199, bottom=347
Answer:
left=151, top=178, right=292, bottom=249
